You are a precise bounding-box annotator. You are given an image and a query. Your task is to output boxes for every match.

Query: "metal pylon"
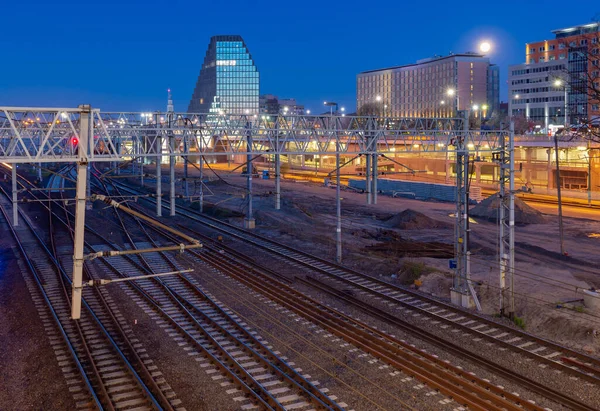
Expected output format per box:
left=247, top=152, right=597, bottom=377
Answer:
left=452, top=112, right=480, bottom=310
left=498, top=121, right=515, bottom=318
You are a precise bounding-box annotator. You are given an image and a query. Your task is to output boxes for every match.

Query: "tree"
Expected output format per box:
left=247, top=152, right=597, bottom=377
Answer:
left=555, top=18, right=600, bottom=142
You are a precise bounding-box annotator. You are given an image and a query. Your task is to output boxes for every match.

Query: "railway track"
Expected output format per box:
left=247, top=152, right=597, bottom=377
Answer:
left=0, top=183, right=169, bottom=411
left=170, top=224, right=550, bottom=410
left=111, top=179, right=600, bottom=409
left=83, top=174, right=345, bottom=410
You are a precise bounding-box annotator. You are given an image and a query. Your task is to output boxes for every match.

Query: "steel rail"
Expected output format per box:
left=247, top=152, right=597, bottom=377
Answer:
left=1, top=176, right=166, bottom=411
left=53, top=184, right=176, bottom=411
left=97, top=175, right=342, bottom=411
left=129, top=183, right=600, bottom=383
left=184, top=243, right=542, bottom=411
left=297, top=275, right=597, bottom=411
left=0, top=193, right=103, bottom=411
left=163, top=220, right=597, bottom=410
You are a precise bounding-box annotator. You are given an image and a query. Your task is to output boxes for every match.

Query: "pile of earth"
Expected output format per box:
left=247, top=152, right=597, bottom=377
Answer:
left=384, top=209, right=452, bottom=230
left=470, top=194, right=546, bottom=224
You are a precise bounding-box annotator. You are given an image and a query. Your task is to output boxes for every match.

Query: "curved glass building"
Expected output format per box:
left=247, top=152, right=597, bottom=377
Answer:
left=188, top=35, right=260, bottom=115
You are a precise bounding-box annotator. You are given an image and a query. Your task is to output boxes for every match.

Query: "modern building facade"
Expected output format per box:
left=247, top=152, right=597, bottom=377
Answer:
left=357, top=53, right=500, bottom=118
left=509, top=22, right=600, bottom=128
left=508, top=60, right=568, bottom=130
left=188, top=35, right=259, bottom=115
left=259, top=94, right=305, bottom=115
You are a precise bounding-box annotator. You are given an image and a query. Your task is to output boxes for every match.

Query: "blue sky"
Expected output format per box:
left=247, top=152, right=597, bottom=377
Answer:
left=0, top=0, right=597, bottom=113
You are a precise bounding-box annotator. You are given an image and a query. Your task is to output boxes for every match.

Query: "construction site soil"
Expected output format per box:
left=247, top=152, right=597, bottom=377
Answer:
left=2, top=164, right=600, bottom=410
left=187, top=169, right=600, bottom=357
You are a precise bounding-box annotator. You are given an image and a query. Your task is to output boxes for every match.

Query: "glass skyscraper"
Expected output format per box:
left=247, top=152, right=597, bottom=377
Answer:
left=188, top=35, right=259, bottom=115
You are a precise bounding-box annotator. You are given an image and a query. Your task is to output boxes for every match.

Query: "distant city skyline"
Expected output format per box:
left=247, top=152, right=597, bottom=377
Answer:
left=0, top=0, right=597, bottom=113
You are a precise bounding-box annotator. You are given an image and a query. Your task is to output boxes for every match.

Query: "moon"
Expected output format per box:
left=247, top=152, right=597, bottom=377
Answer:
left=479, top=42, right=491, bottom=53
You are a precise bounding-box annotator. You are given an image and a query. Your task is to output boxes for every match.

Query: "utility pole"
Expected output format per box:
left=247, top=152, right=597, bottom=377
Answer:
left=167, top=91, right=175, bottom=217
left=71, top=105, right=91, bottom=320
left=275, top=117, right=281, bottom=210
left=334, top=117, right=342, bottom=263
left=498, top=121, right=515, bottom=318
left=451, top=111, right=480, bottom=309
left=12, top=165, right=18, bottom=226
left=244, top=121, right=255, bottom=229
left=183, top=133, right=189, bottom=199
left=587, top=140, right=592, bottom=207
left=554, top=131, right=565, bottom=255
left=198, top=129, right=204, bottom=213
left=169, top=134, right=176, bottom=216
left=156, top=130, right=162, bottom=218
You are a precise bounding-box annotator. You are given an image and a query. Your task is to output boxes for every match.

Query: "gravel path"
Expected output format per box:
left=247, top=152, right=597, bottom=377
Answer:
left=0, top=239, right=76, bottom=410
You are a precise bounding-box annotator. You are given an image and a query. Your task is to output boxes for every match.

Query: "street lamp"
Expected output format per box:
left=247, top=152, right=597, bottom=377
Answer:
left=447, top=88, right=459, bottom=115
left=324, top=101, right=338, bottom=115
left=306, top=109, right=311, bottom=115
left=552, top=78, right=567, bottom=255
left=375, top=95, right=385, bottom=117
left=554, top=79, right=568, bottom=127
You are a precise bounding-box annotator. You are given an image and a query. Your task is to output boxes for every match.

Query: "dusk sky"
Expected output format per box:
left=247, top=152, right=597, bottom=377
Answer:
left=1, top=0, right=597, bottom=113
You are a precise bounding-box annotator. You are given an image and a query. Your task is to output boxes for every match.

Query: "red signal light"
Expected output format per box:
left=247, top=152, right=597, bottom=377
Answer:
left=71, top=137, right=79, bottom=145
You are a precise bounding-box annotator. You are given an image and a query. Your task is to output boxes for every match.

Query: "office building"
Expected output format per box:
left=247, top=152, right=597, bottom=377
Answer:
left=509, top=22, right=600, bottom=128
left=188, top=35, right=259, bottom=115
left=259, top=94, right=305, bottom=115
left=357, top=53, right=499, bottom=118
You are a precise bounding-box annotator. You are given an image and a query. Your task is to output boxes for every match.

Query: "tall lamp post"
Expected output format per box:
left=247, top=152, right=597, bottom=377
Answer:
left=447, top=88, right=459, bottom=117
left=324, top=101, right=338, bottom=116
left=553, top=79, right=567, bottom=255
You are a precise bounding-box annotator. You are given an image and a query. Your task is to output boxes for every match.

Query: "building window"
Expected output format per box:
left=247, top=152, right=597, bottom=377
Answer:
left=549, top=45, right=555, bottom=50
left=559, top=43, right=565, bottom=49
left=529, top=47, right=536, bottom=54
left=559, top=54, right=566, bottom=59
left=539, top=46, right=545, bottom=52
left=549, top=55, right=556, bottom=61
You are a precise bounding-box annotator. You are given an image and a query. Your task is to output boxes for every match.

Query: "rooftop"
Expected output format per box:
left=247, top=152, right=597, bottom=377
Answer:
left=359, top=53, right=487, bottom=74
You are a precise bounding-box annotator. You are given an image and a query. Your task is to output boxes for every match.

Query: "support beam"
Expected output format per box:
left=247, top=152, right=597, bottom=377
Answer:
left=199, top=149, right=204, bottom=213
left=372, top=153, right=378, bottom=205
left=498, top=122, right=516, bottom=317
left=336, top=138, right=342, bottom=263
left=451, top=111, right=477, bottom=309
left=156, top=135, right=162, bottom=217
left=86, top=269, right=193, bottom=287
left=183, top=134, right=189, bottom=198
left=71, top=105, right=91, bottom=320
left=244, top=122, right=255, bottom=229
left=12, top=165, right=18, bottom=226
left=169, top=135, right=176, bottom=217
left=365, top=150, right=371, bottom=204
left=86, top=164, right=91, bottom=210
left=275, top=125, right=281, bottom=210
left=554, top=132, right=565, bottom=255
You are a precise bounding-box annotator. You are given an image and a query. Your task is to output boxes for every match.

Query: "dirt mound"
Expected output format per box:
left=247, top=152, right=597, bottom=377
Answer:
left=470, top=194, right=545, bottom=224
left=384, top=209, right=452, bottom=230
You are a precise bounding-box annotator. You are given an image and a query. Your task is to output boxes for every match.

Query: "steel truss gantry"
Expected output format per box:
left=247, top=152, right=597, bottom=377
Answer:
left=0, top=105, right=513, bottom=318
left=2, top=108, right=507, bottom=161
